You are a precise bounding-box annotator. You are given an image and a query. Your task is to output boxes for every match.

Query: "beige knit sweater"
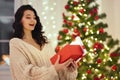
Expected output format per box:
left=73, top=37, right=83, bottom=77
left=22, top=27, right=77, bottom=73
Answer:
left=9, top=38, right=78, bottom=80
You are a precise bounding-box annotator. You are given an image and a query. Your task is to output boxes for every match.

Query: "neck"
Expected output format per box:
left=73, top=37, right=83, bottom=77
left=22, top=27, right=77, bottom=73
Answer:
left=23, top=30, right=33, bottom=40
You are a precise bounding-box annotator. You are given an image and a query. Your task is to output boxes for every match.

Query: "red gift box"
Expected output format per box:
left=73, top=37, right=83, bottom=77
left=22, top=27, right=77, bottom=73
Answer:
left=50, top=36, right=86, bottom=64
left=50, top=44, right=84, bottom=64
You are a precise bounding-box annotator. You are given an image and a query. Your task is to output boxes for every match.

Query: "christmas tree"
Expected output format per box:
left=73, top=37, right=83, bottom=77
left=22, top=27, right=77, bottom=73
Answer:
left=55, top=0, right=120, bottom=80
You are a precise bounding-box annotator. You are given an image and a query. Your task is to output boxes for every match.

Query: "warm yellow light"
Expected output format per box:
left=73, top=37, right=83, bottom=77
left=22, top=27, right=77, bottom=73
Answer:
left=104, top=44, right=110, bottom=50
left=101, top=49, right=104, bottom=52
left=82, top=4, right=85, bottom=6
left=70, top=1, right=73, bottom=4
left=74, top=7, right=77, bottom=10
left=65, top=36, right=70, bottom=40
left=91, top=36, right=94, bottom=39
left=42, top=2, right=47, bottom=5
left=78, top=4, right=81, bottom=7
left=85, top=32, right=89, bottom=35
left=89, top=65, right=92, bottom=68
left=44, top=16, right=47, bottom=20
left=68, top=17, right=71, bottom=20
left=83, top=58, right=87, bottom=62
left=90, top=49, right=94, bottom=52
left=42, top=12, right=45, bottom=15
left=79, top=12, right=82, bottom=15
left=98, top=64, right=100, bottom=67
left=86, top=25, right=89, bottom=28
left=95, top=38, right=97, bottom=41
left=50, top=7, right=54, bottom=11
left=52, top=25, right=56, bottom=29
left=95, top=69, right=99, bottom=72
left=97, top=31, right=99, bottom=34
left=84, top=14, right=87, bottom=17
left=53, top=3, right=56, bottom=6
left=76, top=7, right=80, bottom=10
left=109, top=57, right=112, bottom=61
left=51, top=16, right=54, bottom=20
left=87, top=22, right=91, bottom=25
left=45, top=6, right=49, bottom=10
left=82, top=74, right=86, bottom=79
left=103, top=59, right=106, bottom=62
left=89, top=53, right=95, bottom=59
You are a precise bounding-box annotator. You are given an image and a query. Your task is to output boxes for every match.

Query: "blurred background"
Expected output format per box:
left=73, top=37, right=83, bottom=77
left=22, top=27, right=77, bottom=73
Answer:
left=0, top=0, right=120, bottom=80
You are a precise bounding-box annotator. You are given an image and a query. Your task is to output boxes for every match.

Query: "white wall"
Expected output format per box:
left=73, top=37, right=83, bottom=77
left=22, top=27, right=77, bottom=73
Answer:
left=14, top=0, right=29, bottom=13
left=101, top=0, right=120, bottom=41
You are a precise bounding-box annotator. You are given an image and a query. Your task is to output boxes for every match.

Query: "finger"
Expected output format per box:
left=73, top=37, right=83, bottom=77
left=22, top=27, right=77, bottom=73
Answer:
left=68, top=61, right=77, bottom=71
left=67, top=65, right=74, bottom=72
left=63, top=59, right=73, bottom=67
left=74, top=61, right=78, bottom=68
left=72, top=61, right=78, bottom=69
left=55, top=55, right=60, bottom=64
left=70, top=67, right=74, bottom=72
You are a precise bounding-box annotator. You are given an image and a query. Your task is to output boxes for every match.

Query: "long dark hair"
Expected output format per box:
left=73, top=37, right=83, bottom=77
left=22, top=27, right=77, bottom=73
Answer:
left=12, top=5, right=48, bottom=47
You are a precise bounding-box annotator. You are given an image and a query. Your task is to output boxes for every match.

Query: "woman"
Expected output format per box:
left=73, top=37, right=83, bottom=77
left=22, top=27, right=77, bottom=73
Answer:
left=9, top=5, right=78, bottom=80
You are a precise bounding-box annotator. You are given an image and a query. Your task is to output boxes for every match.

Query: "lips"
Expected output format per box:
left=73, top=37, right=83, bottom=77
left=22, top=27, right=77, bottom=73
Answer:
left=29, top=24, right=35, bottom=26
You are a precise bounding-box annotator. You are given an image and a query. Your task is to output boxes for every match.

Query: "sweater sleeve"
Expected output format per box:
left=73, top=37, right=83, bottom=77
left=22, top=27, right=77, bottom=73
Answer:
left=64, top=69, right=78, bottom=80
left=58, top=69, right=78, bottom=80
left=9, top=39, right=58, bottom=80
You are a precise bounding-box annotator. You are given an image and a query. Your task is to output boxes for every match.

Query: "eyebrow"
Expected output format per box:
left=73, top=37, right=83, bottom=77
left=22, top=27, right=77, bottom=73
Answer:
left=25, top=14, right=36, bottom=17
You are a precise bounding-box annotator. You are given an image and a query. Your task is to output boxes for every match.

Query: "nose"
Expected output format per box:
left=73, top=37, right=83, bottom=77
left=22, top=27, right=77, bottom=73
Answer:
left=31, top=18, right=36, bottom=23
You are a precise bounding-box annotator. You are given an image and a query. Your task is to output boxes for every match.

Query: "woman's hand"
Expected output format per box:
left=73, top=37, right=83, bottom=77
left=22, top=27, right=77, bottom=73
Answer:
left=54, top=55, right=73, bottom=72
left=67, top=61, right=78, bottom=72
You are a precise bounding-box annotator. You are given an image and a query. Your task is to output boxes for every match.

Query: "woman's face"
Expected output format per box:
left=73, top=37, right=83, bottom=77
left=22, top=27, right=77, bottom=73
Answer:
left=21, top=10, right=37, bottom=32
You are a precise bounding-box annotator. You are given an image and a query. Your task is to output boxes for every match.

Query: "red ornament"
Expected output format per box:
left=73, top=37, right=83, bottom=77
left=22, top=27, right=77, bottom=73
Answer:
left=79, top=9, right=84, bottom=14
left=87, top=0, right=91, bottom=3
left=68, top=22, right=73, bottom=26
left=100, top=74, right=104, bottom=79
left=83, top=27, right=88, bottom=32
left=73, top=28, right=80, bottom=36
left=57, top=35, right=62, bottom=40
left=111, top=65, right=117, bottom=71
left=94, top=77, right=100, bottom=80
left=71, top=15, right=75, bottom=20
left=94, top=16, right=99, bottom=20
left=99, top=28, right=104, bottom=34
left=62, top=28, right=69, bottom=34
left=72, top=34, right=77, bottom=40
left=73, top=1, right=79, bottom=6
left=74, top=28, right=79, bottom=33
left=65, top=5, right=70, bottom=10
left=63, top=19, right=67, bottom=24
left=90, top=10, right=94, bottom=16
left=110, top=52, right=120, bottom=57
left=87, top=69, right=92, bottom=74
left=90, top=8, right=98, bottom=16
left=93, top=42, right=104, bottom=50
left=93, top=8, right=98, bottom=14
left=97, top=58, right=102, bottom=64
left=76, top=32, right=80, bottom=36
left=55, top=45, right=60, bottom=52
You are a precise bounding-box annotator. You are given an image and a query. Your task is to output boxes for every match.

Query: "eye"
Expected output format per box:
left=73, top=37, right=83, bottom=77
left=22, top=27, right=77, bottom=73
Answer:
left=26, top=17, right=31, bottom=19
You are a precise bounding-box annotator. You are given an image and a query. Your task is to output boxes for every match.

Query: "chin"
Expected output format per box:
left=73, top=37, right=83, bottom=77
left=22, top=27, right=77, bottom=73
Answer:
left=30, top=27, right=35, bottom=30
left=31, top=28, right=35, bottom=31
